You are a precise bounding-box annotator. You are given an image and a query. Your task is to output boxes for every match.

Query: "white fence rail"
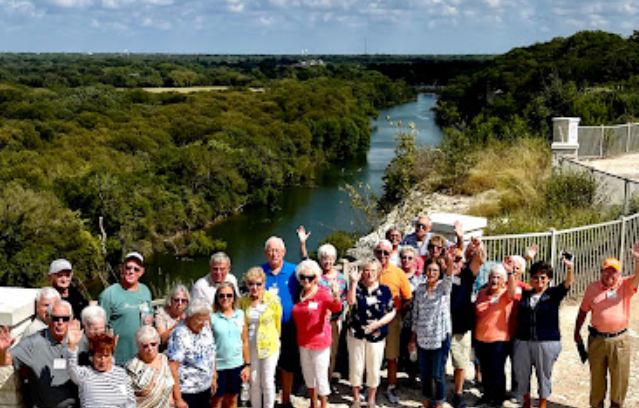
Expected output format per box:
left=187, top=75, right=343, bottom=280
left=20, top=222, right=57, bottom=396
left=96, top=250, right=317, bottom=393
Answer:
left=482, top=212, right=639, bottom=297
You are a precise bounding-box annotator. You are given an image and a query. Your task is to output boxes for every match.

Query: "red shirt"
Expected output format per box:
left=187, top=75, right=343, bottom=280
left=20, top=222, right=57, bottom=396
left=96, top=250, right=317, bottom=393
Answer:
left=509, top=280, right=530, bottom=338
left=580, top=276, right=637, bottom=333
left=475, top=288, right=515, bottom=342
left=292, top=286, right=342, bottom=350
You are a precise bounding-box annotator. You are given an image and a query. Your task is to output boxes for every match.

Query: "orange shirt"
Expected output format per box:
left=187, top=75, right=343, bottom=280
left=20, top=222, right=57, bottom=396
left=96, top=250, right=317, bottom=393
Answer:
left=474, top=288, right=514, bottom=342
left=580, top=276, right=637, bottom=334
left=380, top=263, right=412, bottom=311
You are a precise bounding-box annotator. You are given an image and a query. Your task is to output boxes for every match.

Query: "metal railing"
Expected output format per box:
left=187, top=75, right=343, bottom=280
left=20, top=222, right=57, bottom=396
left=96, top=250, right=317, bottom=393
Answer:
left=578, top=123, right=639, bottom=158
left=482, top=212, right=639, bottom=297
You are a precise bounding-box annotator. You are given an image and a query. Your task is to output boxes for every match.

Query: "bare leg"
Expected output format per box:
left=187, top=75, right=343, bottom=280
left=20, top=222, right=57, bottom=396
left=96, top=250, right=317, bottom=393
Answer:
left=212, top=396, right=224, bottom=408
left=454, top=369, right=465, bottom=394
left=368, top=387, right=378, bottom=407
left=538, top=397, right=547, bottom=408
left=319, top=395, right=328, bottom=408
left=523, top=393, right=532, bottom=408
left=353, top=386, right=361, bottom=404
left=387, top=359, right=398, bottom=386
left=308, top=388, right=318, bottom=408
left=222, top=395, right=238, bottom=408
left=281, top=370, right=294, bottom=404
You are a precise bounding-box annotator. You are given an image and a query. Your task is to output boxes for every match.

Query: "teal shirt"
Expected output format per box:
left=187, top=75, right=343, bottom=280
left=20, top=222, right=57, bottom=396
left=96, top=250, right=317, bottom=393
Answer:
left=99, top=283, right=152, bottom=365
left=211, top=309, right=245, bottom=370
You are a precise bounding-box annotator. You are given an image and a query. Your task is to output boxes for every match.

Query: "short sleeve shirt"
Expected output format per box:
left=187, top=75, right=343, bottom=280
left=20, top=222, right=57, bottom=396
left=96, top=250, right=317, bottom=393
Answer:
left=11, top=329, right=87, bottom=408
left=211, top=310, right=245, bottom=370
left=318, top=272, right=348, bottom=321
left=262, top=261, right=298, bottom=324
left=292, top=287, right=342, bottom=350
left=474, top=289, right=514, bottom=342
left=379, top=264, right=412, bottom=311
left=347, top=283, right=395, bottom=342
left=580, top=276, right=637, bottom=334
left=167, top=322, right=216, bottom=394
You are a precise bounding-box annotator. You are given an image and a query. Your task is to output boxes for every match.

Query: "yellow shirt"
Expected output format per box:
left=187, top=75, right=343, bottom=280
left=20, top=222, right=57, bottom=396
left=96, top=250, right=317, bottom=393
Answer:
left=239, top=290, right=282, bottom=359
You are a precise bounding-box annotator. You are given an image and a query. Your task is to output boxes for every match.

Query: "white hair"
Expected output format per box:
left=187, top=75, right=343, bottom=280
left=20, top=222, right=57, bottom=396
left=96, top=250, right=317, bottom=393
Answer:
left=295, top=259, right=323, bottom=282
left=264, top=236, right=286, bottom=251
left=47, top=300, right=72, bottom=317
left=414, top=215, right=430, bottom=225
left=135, top=325, right=161, bottom=348
left=317, top=244, right=337, bottom=261
left=186, top=298, right=212, bottom=317
left=376, top=239, right=393, bottom=250
left=165, top=284, right=191, bottom=307
left=81, top=305, right=106, bottom=327
left=36, top=287, right=61, bottom=303
left=490, top=264, right=507, bottom=281
left=210, top=252, right=231, bottom=267
left=511, top=255, right=527, bottom=271
left=399, top=246, right=418, bottom=258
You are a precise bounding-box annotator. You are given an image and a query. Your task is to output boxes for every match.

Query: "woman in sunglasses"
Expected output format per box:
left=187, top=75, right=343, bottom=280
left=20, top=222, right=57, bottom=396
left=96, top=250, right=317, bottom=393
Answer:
left=155, top=284, right=190, bottom=350
left=211, top=282, right=250, bottom=408
left=239, top=267, right=282, bottom=408
left=292, top=259, right=342, bottom=408
left=126, top=326, right=175, bottom=408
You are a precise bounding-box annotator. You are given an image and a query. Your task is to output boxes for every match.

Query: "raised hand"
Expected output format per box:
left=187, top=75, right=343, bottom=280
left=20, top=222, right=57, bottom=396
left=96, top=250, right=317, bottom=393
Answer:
left=503, top=256, right=514, bottom=274
left=67, top=320, right=83, bottom=351
left=631, top=242, right=639, bottom=262
left=350, top=267, right=362, bottom=284
left=445, top=245, right=458, bottom=266
left=526, top=244, right=538, bottom=261
left=454, top=220, right=464, bottom=238
left=297, top=225, right=311, bottom=245
left=0, top=326, right=15, bottom=351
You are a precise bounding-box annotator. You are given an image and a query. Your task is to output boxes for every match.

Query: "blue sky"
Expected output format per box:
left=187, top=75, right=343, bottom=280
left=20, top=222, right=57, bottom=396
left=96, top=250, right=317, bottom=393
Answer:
left=0, top=0, right=636, bottom=54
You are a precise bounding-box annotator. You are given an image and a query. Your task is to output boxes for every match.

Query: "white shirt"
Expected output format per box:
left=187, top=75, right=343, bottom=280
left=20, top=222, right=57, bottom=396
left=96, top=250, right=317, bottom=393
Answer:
left=190, top=273, right=239, bottom=306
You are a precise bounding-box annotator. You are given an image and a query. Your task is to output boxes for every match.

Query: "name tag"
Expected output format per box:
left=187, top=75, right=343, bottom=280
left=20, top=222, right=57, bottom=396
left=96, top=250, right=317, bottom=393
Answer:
left=308, top=302, right=318, bottom=310
left=366, top=296, right=378, bottom=306
left=53, top=358, right=67, bottom=370
left=452, top=276, right=462, bottom=286
left=139, top=303, right=150, bottom=313
left=118, top=384, right=127, bottom=395
left=235, top=318, right=244, bottom=328
left=269, top=287, right=279, bottom=296
left=256, top=304, right=267, bottom=313
left=516, top=287, right=522, bottom=295
left=490, top=297, right=499, bottom=305
left=607, top=290, right=618, bottom=299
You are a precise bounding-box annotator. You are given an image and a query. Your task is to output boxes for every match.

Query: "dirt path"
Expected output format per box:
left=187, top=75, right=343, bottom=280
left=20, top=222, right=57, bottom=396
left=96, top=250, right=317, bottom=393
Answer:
left=585, top=153, right=639, bottom=181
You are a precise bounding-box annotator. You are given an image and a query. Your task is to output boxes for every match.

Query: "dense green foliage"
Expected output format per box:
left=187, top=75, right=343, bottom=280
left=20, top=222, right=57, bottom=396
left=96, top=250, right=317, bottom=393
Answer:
left=0, top=65, right=414, bottom=286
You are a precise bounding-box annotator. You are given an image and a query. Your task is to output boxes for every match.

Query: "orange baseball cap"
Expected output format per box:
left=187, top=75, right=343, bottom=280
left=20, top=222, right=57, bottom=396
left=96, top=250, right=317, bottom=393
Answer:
left=602, top=258, right=621, bottom=272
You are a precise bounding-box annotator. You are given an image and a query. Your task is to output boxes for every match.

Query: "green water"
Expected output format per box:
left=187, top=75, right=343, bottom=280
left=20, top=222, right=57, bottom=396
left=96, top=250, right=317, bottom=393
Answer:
left=143, top=94, right=443, bottom=291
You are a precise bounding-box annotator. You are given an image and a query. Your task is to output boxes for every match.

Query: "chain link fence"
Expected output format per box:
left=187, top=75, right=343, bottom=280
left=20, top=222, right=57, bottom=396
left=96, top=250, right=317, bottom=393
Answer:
left=578, top=123, right=639, bottom=158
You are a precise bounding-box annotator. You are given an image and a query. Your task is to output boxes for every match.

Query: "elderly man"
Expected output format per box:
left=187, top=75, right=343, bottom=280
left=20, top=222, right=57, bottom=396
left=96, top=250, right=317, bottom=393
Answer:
left=0, top=300, right=88, bottom=408
left=23, top=287, right=61, bottom=337
left=48, top=259, right=88, bottom=319
left=99, top=251, right=153, bottom=365
left=401, top=215, right=463, bottom=256
left=190, top=252, right=239, bottom=305
left=375, top=239, right=412, bottom=404
left=575, top=242, right=639, bottom=408
left=261, top=236, right=299, bottom=408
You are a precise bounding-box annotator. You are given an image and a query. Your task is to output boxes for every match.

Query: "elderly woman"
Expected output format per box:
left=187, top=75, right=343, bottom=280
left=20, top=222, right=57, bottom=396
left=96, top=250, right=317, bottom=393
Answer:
left=167, top=298, right=217, bottom=408
left=292, top=259, right=342, bottom=408
left=81, top=305, right=107, bottom=339
left=125, top=326, right=175, bottom=408
left=474, top=263, right=516, bottom=407
left=211, top=282, right=250, bottom=408
left=66, top=320, right=135, bottom=408
left=427, top=235, right=447, bottom=263
left=240, top=267, right=282, bottom=408
left=155, top=284, right=189, bottom=348
left=386, top=226, right=403, bottom=266
left=510, top=258, right=573, bottom=408
left=398, top=246, right=424, bottom=383
left=346, top=259, right=396, bottom=408
left=409, top=251, right=455, bottom=408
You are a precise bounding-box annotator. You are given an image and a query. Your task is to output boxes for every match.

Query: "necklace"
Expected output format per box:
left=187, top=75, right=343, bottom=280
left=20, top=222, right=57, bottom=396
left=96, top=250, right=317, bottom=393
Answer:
left=300, top=286, right=318, bottom=302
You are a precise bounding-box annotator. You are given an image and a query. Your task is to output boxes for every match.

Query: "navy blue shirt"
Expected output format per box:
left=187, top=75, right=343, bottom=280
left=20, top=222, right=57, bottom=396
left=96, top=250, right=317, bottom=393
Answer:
left=515, top=284, right=569, bottom=341
left=347, top=283, right=395, bottom=342
left=450, top=266, right=477, bottom=335
left=262, top=261, right=298, bottom=324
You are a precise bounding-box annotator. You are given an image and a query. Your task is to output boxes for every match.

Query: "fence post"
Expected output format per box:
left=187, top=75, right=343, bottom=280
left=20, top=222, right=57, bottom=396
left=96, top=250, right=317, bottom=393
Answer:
left=619, top=216, right=627, bottom=270
left=549, top=228, right=557, bottom=268
left=627, top=124, right=631, bottom=154
left=624, top=180, right=630, bottom=215
left=600, top=125, right=605, bottom=157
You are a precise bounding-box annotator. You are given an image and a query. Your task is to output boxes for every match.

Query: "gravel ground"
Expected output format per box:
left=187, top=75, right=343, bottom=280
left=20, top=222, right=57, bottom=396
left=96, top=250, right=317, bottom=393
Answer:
left=585, top=153, right=639, bottom=181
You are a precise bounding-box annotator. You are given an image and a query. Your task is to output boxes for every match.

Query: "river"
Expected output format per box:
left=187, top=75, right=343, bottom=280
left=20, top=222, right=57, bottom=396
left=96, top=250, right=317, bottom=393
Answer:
left=144, top=93, right=443, bottom=290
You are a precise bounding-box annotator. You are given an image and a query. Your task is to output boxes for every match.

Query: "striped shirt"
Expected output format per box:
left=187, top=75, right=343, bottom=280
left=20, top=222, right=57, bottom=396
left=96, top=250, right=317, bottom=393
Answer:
left=412, top=274, right=453, bottom=350
left=66, top=348, right=136, bottom=408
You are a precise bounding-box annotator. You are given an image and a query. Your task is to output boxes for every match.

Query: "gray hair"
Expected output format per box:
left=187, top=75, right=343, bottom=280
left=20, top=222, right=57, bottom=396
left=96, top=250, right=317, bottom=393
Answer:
left=47, top=300, right=72, bottom=318
left=511, top=255, right=526, bottom=272
left=135, top=325, right=161, bottom=348
left=36, top=287, right=61, bottom=303
left=490, top=264, right=507, bottom=281
left=210, top=252, right=231, bottom=267
left=317, top=244, right=337, bottom=261
left=375, top=239, right=393, bottom=250
left=414, top=215, right=430, bottom=226
left=264, top=236, right=286, bottom=251
left=399, top=246, right=418, bottom=258
left=296, top=259, right=323, bottom=282
left=81, top=305, right=106, bottom=327
left=165, top=284, right=191, bottom=307
left=361, top=259, right=382, bottom=274
left=186, top=298, right=212, bottom=317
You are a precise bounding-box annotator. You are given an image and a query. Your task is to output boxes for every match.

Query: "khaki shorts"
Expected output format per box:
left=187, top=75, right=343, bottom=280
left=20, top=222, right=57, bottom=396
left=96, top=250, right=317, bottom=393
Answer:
left=449, top=332, right=472, bottom=369
left=384, top=315, right=401, bottom=360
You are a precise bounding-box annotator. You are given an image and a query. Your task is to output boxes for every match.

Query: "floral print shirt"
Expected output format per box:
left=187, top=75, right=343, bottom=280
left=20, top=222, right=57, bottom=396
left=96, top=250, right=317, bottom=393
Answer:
left=319, top=272, right=348, bottom=322
left=346, top=283, right=395, bottom=343
left=166, top=322, right=216, bottom=394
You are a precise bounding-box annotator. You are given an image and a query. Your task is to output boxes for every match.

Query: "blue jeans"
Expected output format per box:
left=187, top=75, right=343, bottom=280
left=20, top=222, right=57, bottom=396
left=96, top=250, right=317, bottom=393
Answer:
left=418, top=334, right=451, bottom=405
left=475, top=340, right=509, bottom=404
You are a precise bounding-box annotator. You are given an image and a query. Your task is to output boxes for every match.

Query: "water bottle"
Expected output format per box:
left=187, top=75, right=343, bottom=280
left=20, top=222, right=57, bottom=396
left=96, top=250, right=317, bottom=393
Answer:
left=240, top=381, right=250, bottom=406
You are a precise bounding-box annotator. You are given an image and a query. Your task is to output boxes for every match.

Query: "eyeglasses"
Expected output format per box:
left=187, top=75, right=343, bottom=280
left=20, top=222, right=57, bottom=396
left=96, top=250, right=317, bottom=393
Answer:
left=51, top=315, right=71, bottom=323
left=248, top=282, right=263, bottom=287
left=428, top=245, right=444, bottom=251
left=299, top=275, right=316, bottom=281
left=454, top=257, right=464, bottom=263
left=217, top=293, right=234, bottom=299
left=375, top=249, right=391, bottom=256
left=426, top=268, right=440, bottom=273
left=172, top=298, right=188, bottom=304
left=400, top=256, right=414, bottom=260
left=416, top=223, right=428, bottom=230
left=142, top=342, right=158, bottom=349
left=124, top=265, right=142, bottom=272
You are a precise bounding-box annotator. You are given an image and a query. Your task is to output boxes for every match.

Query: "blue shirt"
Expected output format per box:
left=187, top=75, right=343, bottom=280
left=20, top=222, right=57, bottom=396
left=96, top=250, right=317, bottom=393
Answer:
left=262, top=261, right=298, bottom=323
left=211, top=309, right=245, bottom=370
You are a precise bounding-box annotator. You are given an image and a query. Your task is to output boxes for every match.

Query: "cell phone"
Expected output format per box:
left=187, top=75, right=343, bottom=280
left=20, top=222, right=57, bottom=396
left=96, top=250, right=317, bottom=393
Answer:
left=562, top=251, right=574, bottom=262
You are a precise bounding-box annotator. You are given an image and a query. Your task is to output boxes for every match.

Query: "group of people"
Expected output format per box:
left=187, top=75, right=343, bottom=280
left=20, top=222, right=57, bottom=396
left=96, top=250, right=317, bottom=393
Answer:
left=0, top=214, right=638, bottom=408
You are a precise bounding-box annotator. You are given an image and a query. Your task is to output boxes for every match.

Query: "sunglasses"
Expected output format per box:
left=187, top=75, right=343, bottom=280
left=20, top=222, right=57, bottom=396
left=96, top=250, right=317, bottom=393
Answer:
left=400, top=256, right=414, bottom=260
left=299, top=275, right=316, bottom=281
left=428, top=245, right=444, bottom=250
left=51, top=315, right=71, bottom=323
left=454, top=257, right=464, bottom=262
left=172, top=298, right=188, bottom=304
left=142, top=342, right=158, bottom=349
left=248, top=282, right=263, bottom=287
left=416, top=223, right=428, bottom=230
left=217, top=293, right=234, bottom=299
left=375, top=249, right=391, bottom=256
left=124, top=265, right=142, bottom=272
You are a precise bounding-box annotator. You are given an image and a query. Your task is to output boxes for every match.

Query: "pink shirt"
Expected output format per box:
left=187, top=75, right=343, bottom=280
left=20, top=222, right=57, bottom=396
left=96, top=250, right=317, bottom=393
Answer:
left=475, top=288, right=515, bottom=342
left=580, top=276, right=637, bottom=334
left=292, top=286, right=342, bottom=350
